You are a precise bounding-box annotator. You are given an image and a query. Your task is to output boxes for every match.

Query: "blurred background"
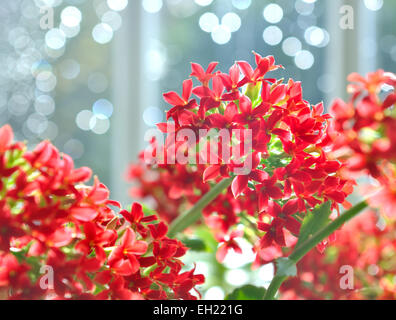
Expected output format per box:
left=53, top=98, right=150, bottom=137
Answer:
left=0, top=0, right=395, bottom=299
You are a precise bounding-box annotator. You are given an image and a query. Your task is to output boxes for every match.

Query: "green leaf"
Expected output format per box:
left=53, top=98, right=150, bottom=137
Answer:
left=246, top=82, right=262, bottom=103
left=276, top=257, right=297, bottom=277
left=194, top=227, right=218, bottom=253
left=226, top=285, right=266, bottom=300
left=141, top=204, right=157, bottom=216
left=181, top=238, right=207, bottom=251
left=295, top=201, right=332, bottom=250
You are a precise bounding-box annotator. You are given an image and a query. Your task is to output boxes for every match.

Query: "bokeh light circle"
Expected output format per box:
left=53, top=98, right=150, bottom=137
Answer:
left=263, top=26, right=283, bottom=46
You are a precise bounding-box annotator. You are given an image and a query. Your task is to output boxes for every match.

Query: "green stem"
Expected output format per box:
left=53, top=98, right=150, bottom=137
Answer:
left=143, top=263, right=158, bottom=277
left=264, top=274, right=287, bottom=300
left=263, top=200, right=368, bottom=300
left=168, top=177, right=233, bottom=237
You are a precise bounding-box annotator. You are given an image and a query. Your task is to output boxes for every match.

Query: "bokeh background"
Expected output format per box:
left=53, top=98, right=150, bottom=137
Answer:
left=0, top=0, right=395, bottom=299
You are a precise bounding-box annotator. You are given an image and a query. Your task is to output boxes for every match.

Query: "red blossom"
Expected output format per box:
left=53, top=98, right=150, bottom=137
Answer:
left=108, top=228, right=148, bottom=276
left=215, top=229, right=243, bottom=262
left=0, top=124, right=204, bottom=300
left=128, top=53, right=354, bottom=267
left=164, top=79, right=198, bottom=123
left=0, top=125, right=13, bottom=153
left=190, top=61, right=218, bottom=86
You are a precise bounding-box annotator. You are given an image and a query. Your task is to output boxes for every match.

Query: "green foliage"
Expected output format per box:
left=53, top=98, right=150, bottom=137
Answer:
left=225, top=285, right=266, bottom=300
left=193, top=226, right=218, bottom=253
left=275, top=257, right=297, bottom=277
left=323, top=246, right=339, bottom=264
left=182, top=237, right=207, bottom=251
left=295, top=201, right=332, bottom=250
left=262, top=137, right=292, bottom=175
left=141, top=204, right=157, bottom=216
left=246, top=82, right=262, bottom=103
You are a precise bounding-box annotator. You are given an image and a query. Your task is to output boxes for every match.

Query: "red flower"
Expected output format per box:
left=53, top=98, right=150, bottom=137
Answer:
left=0, top=125, right=13, bottom=153
left=108, top=228, right=148, bottom=276
left=258, top=200, right=300, bottom=248
left=257, top=173, right=284, bottom=212
left=99, top=276, right=142, bottom=300
left=164, top=79, right=197, bottom=123
left=275, top=159, right=311, bottom=196
left=178, top=105, right=210, bottom=133
left=260, top=81, right=287, bottom=105
left=218, top=63, right=242, bottom=98
left=232, top=95, right=268, bottom=126
left=120, top=202, right=157, bottom=236
left=280, top=210, right=396, bottom=300
left=0, top=124, right=204, bottom=300
left=347, top=70, right=393, bottom=96
left=0, top=253, right=30, bottom=288
left=367, top=181, right=396, bottom=219
left=0, top=202, right=24, bottom=251
left=215, top=229, right=243, bottom=262
left=192, top=75, right=227, bottom=110
left=61, top=154, right=92, bottom=184
left=257, top=218, right=286, bottom=248
left=206, top=102, right=240, bottom=131
left=202, top=162, right=230, bottom=183
left=0, top=155, right=18, bottom=178
left=148, top=222, right=168, bottom=240
left=174, top=266, right=205, bottom=300
left=190, top=61, right=218, bottom=86
left=127, top=52, right=354, bottom=270
left=76, top=222, right=117, bottom=263
left=231, top=152, right=267, bottom=198
left=238, top=53, right=282, bottom=86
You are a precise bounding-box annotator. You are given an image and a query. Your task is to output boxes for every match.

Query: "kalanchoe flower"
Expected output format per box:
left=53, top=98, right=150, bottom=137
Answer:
left=190, top=61, right=218, bottom=87
left=215, top=229, right=243, bottom=263
left=257, top=200, right=300, bottom=248
left=108, top=228, right=148, bottom=276
left=0, top=124, right=204, bottom=300
left=206, top=102, right=241, bottom=131
left=0, top=125, right=13, bottom=153
left=237, top=52, right=282, bottom=86
left=329, top=70, right=396, bottom=219
left=218, top=63, right=242, bottom=100
left=193, top=75, right=227, bottom=110
left=280, top=210, right=396, bottom=300
left=232, top=95, right=268, bottom=126
left=163, top=79, right=197, bottom=125
left=75, top=222, right=117, bottom=264
left=120, top=202, right=157, bottom=236
left=231, top=152, right=267, bottom=198
left=128, top=52, right=353, bottom=268
left=257, top=173, right=284, bottom=212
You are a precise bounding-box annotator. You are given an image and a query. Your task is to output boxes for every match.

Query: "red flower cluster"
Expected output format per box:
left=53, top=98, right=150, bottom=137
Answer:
left=329, top=70, right=396, bottom=218
left=280, top=210, right=396, bottom=300
left=128, top=53, right=353, bottom=266
left=0, top=125, right=203, bottom=300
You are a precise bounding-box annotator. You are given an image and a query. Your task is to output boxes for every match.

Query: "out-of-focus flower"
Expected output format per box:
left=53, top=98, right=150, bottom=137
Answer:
left=280, top=210, right=396, bottom=300
left=329, top=70, right=396, bottom=219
